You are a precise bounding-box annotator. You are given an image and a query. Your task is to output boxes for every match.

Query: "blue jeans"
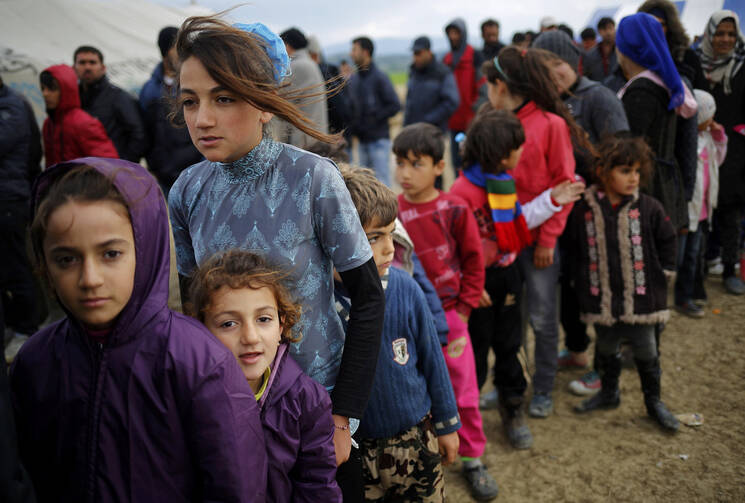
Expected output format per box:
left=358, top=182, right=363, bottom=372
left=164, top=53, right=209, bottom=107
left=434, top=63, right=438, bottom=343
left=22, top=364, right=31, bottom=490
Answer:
left=358, top=138, right=391, bottom=186
left=675, top=226, right=703, bottom=305
left=450, top=130, right=464, bottom=173
left=518, top=246, right=561, bottom=395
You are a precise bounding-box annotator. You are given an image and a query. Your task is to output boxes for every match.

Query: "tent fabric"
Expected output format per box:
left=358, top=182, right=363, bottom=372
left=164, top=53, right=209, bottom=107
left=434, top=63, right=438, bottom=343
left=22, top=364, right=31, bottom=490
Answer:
left=0, top=0, right=211, bottom=124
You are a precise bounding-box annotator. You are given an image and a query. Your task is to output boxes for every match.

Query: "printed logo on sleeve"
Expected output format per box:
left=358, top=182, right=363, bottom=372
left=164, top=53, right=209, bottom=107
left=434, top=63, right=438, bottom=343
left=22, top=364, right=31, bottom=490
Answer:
left=392, top=338, right=410, bottom=365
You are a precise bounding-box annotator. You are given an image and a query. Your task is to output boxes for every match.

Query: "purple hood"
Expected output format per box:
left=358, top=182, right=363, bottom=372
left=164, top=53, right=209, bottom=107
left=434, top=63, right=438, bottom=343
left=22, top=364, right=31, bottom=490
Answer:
left=12, top=157, right=267, bottom=502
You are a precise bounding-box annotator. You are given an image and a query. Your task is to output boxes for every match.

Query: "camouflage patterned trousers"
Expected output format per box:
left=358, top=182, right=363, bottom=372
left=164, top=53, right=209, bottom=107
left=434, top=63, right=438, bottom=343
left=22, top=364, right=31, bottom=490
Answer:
left=361, top=417, right=445, bottom=502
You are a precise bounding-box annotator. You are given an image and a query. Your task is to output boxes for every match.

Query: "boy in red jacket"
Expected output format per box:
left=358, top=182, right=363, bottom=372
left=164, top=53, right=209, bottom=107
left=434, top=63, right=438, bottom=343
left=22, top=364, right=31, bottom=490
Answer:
left=394, top=122, right=498, bottom=502
left=40, top=64, right=117, bottom=167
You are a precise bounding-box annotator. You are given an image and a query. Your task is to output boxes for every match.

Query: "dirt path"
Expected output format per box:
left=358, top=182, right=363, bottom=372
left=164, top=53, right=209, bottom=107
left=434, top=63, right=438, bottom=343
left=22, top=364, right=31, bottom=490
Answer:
left=444, top=277, right=745, bottom=502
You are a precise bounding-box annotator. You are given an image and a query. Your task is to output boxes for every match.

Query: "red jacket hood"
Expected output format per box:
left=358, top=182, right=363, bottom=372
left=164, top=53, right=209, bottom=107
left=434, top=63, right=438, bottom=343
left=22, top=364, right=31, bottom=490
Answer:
left=44, top=64, right=80, bottom=116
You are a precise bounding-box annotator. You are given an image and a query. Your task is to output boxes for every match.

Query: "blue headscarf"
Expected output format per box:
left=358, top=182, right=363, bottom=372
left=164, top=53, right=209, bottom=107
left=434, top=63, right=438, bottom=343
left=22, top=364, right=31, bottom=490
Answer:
left=233, top=22, right=291, bottom=83
left=616, top=12, right=684, bottom=110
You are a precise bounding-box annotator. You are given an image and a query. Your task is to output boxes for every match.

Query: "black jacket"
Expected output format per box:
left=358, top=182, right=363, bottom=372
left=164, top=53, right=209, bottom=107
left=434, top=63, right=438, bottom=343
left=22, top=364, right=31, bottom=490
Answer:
left=710, top=64, right=745, bottom=207
left=0, top=85, right=40, bottom=202
left=403, top=59, right=460, bottom=131
left=138, top=64, right=202, bottom=190
left=622, top=77, right=688, bottom=230
left=1, top=308, right=36, bottom=503
left=319, top=62, right=352, bottom=134
left=79, top=76, right=146, bottom=162
left=567, top=186, right=677, bottom=326
left=347, top=63, right=401, bottom=142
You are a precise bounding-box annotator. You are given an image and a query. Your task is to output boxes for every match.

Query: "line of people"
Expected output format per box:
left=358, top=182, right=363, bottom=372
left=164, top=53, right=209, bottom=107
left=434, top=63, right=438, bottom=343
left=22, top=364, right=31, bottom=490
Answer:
left=1, top=2, right=744, bottom=503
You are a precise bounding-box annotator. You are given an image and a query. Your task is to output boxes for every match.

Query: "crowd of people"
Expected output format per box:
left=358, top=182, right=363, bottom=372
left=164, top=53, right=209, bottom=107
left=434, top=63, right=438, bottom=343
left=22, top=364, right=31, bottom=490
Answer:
left=1, top=1, right=744, bottom=502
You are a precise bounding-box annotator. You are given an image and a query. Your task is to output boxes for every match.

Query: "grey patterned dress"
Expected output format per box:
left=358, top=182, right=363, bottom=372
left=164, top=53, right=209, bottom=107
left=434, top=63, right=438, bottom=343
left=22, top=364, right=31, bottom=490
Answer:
left=169, top=137, right=372, bottom=390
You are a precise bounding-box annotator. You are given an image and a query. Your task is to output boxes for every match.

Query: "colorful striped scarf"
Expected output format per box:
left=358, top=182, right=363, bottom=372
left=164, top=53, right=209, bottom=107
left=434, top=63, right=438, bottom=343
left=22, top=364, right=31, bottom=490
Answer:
left=463, top=164, right=532, bottom=253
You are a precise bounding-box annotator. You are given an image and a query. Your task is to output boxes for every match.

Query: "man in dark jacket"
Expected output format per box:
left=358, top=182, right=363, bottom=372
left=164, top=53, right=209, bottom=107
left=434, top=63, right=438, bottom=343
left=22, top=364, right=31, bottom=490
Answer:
left=404, top=36, right=460, bottom=132
left=348, top=36, right=401, bottom=186
left=583, top=17, right=619, bottom=83
left=480, top=19, right=505, bottom=60
left=74, top=46, right=146, bottom=162
left=444, top=18, right=484, bottom=169
left=139, top=27, right=202, bottom=194
left=0, top=76, right=42, bottom=358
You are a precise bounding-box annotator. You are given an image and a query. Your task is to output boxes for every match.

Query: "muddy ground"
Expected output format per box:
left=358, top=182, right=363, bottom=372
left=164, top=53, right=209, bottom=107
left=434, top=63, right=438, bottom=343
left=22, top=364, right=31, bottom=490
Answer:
left=444, top=277, right=745, bottom=502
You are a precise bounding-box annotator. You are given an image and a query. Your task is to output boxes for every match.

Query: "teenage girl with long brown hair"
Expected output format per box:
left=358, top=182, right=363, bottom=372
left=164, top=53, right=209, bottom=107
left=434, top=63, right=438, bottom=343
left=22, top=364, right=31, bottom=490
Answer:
left=167, top=15, right=385, bottom=501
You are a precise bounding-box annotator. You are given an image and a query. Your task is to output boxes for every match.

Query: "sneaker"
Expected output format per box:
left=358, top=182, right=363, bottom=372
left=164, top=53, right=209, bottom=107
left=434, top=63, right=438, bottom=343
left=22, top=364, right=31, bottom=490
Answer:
left=724, top=276, right=745, bottom=295
left=692, top=297, right=708, bottom=307
left=4, top=334, right=29, bottom=364
left=463, top=464, right=499, bottom=501
left=558, top=348, right=589, bottom=370
left=528, top=392, right=553, bottom=418
left=479, top=389, right=499, bottom=410
left=568, top=370, right=601, bottom=396
left=676, top=300, right=705, bottom=318
left=708, top=257, right=723, bottom=276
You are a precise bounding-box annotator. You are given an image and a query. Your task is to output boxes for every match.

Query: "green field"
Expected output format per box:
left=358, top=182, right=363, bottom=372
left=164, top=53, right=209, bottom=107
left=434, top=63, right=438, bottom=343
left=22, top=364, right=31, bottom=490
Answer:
left=388, top=71, right=408, bottom=86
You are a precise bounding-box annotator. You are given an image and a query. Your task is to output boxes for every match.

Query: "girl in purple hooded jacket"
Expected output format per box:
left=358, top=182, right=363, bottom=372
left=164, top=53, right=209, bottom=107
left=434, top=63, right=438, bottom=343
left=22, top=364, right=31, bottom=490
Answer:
left=187, top=250, right=341, bottom=503
left=11, top=158, right=266, bottom=502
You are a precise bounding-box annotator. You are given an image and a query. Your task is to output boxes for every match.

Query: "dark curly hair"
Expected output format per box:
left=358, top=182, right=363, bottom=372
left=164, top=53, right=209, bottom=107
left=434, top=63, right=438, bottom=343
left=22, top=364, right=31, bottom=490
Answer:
left=596, top=132, right=654, bottom=187
left=186, top=250, right=302, bottom=343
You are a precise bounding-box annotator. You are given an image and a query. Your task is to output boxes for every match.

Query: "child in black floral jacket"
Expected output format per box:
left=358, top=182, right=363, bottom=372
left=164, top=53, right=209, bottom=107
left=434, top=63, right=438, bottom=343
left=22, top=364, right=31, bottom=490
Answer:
left=567, top=133, right=679, bottom=432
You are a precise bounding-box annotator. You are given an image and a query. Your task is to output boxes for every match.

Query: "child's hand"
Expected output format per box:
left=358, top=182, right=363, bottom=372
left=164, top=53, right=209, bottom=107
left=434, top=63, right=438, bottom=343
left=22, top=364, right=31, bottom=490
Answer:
left=478, top=289, right=492, bottom=308
left=332, top=414, right=351, bottom=466
left=533, top=245, right=554, bottom=268
left=550, top=180, right=585, bottom=205
left=710, top=121, right=725, bottom=134
left=437, top=431, right=459, bottom=466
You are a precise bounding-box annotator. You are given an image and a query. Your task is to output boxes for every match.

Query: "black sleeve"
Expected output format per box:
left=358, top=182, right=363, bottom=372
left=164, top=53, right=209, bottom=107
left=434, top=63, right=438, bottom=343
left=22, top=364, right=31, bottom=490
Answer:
left=333, top=257, right=384, bottom=418
left=116, top=91, right=148, bottom=162
left=1, top=354, right=37, bottom=503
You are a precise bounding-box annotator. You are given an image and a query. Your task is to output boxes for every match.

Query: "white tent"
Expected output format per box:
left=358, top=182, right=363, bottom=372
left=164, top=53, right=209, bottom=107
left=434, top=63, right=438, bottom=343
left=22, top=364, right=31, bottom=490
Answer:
left=0, top=0, right=212, bottom=124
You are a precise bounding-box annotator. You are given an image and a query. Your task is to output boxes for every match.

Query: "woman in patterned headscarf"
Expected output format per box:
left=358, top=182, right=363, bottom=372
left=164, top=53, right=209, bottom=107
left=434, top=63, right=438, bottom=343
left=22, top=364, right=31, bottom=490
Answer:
left=697, top=10, right=745, bottom=294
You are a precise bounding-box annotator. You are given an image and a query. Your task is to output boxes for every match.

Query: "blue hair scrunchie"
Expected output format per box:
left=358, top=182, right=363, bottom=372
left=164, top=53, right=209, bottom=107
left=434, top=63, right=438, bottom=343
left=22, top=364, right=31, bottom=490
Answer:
left=616, top=12, right=684, bottom=111
left=233, top=22, right=291, bottom=83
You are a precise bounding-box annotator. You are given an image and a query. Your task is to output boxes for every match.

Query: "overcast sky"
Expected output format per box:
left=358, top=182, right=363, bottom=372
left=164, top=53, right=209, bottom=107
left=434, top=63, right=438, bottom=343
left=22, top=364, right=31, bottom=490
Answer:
left=155, top=0, right=602, bottom=48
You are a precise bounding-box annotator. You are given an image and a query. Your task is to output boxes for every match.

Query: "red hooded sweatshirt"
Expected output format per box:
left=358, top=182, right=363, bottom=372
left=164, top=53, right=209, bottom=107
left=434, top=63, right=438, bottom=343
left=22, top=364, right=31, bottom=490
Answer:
left=42, top=64, right=117, bottom=167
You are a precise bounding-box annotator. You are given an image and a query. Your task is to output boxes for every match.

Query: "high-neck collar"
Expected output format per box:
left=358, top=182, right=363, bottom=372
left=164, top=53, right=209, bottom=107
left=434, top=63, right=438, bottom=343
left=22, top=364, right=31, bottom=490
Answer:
left=215, top=136, right=282, bottom=184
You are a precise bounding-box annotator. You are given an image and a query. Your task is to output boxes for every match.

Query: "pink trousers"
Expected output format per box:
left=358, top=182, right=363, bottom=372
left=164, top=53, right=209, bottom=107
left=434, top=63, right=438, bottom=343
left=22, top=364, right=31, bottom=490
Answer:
left=442, top=309, right=486, bottom=458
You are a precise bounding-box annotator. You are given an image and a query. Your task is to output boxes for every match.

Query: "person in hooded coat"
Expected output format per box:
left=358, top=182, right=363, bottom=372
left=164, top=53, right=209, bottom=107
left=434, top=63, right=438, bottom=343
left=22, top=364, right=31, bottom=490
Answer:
left=444, top=18, right=484, bottom=169
left=39, top=65, right=117, bottom=168
left=10, top=157, right=267, bottom=502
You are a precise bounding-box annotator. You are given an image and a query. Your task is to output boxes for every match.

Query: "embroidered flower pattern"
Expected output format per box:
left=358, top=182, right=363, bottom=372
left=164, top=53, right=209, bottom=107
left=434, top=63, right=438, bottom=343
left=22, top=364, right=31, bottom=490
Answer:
left=585, top=210, right=600, bottom=296
left=628, top=207, right=646, bottom=295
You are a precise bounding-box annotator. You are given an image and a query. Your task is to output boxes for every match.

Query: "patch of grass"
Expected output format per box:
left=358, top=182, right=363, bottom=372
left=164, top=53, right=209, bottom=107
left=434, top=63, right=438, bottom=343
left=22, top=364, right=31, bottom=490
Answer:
left=388, top=71, right=408, bottom=86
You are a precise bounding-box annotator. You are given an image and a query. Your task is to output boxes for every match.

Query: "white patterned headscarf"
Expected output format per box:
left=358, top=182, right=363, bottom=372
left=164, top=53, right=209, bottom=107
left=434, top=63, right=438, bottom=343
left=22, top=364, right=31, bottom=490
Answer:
left=693, top=89, right=716, bottom=125
left=697, top=10, right=745, bottom=95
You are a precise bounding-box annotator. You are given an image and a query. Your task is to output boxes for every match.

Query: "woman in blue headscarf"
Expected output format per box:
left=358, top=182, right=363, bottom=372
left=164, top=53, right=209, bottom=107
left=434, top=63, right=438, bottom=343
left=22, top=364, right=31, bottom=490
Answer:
left=615, top=12, right=695, bottom=232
